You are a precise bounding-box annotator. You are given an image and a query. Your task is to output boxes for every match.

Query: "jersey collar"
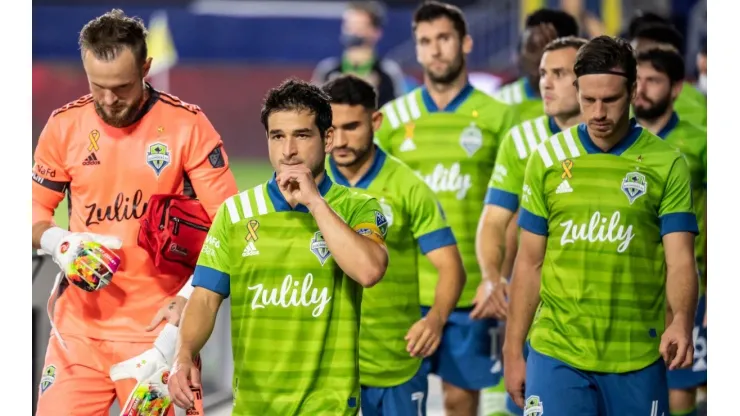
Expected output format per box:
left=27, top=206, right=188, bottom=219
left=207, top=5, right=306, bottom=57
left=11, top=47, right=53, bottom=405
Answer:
left=656, top=112, right=680, bottom=139
left=329, top=145, right=387, bottom=189
left=577, top=118, right=643, bottom=156
left=421, top=81, right=474, bottom=113
left=266, top=172, right=334, bottom=213
left=548, top=116, right=562, bottom=134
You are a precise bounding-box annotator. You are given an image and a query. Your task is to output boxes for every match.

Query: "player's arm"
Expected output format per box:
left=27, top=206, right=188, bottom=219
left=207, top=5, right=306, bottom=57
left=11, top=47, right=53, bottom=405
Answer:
left=660, top=156, right=700, bottom=328
left=309, top=197, right=388, bottom=288
left=503, top=151, right=548, bottom=356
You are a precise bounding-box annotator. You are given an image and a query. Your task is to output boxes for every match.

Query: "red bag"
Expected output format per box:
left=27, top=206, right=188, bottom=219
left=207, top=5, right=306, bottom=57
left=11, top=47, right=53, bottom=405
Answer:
left=138, top=194, right=212, bottom=278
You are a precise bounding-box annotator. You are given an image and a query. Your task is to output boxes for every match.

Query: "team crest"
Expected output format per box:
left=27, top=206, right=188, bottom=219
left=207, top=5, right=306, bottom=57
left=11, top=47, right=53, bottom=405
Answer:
left=39, top=365, right=57, bottom=395
left=310, top=231, right=332, bottom=266
left=524, top=395, right=544, bottom=416
left=146, top=142, right=171, bottom=176
left=459, top=122, right=483, bottom=157
left=621, top=171, right=648, bottom=204
left=374, top=210, right=388, bottom=238
left=379, top=198, right=394, bottom=228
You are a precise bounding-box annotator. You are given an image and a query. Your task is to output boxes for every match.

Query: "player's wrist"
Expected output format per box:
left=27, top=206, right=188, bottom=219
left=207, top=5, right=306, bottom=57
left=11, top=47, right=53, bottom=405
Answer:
left=502, top=341, right=525, bottom=359
left=306, top=197, right=329, bottom=214
left=40, top=226, right=71, bottom=256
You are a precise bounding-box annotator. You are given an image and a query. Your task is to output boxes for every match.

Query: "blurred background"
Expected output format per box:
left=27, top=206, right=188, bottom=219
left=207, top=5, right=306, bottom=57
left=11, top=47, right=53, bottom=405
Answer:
left=32, top=0, right=708, bottom=414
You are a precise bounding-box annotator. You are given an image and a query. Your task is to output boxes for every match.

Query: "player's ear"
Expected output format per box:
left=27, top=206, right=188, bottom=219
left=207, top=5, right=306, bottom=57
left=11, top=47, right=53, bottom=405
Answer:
left=323, top=126, right=335, bottom=153
left=142, top=57, right=153, bottom=79
left=371, top=110, right=383, bottom=133
left=671, top=80, right=684, bottom=101
left=462, top=34, right=473, bottom=55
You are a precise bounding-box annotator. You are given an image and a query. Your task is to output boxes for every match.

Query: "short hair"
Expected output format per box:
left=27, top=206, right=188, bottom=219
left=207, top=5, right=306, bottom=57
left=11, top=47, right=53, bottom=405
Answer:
left=347, top=1, right=386, bottom=29
left=413, top=1, right=468, bottom=39
left=632, top=23, right=684, bottom=52
left=525, top=9, right=580, bottom=38
left=627, top=11, right=671, bottom=39
left=260, top=79, right=333, bottom=138
left=543, top=36, right=588, bottom=53
left=574, top=36, right=637, bottom=91
left=636, top=47, right=686, bottom=84
left=78, top=9, right=148, bottom=65
left=322, top=75, right=378, bottom=111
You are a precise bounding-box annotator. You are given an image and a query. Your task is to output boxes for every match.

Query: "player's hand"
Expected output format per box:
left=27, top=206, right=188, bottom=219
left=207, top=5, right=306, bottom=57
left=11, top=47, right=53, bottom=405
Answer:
left=660, top=316, right=694, bottom=370
left=404, top=311, right=444, bottom=358
left=503, top=348, right=527, bottom=409
left=44, top=230, right=123, bottom=291
left=276, top=165, right=322, bottom=208
left=146, top=296, right=188, bottom=331
left=168, top=355, right=201, bottom=410
left=469, top=280, right=496, bottom=319
left=490, top=278, right=509, bottom=320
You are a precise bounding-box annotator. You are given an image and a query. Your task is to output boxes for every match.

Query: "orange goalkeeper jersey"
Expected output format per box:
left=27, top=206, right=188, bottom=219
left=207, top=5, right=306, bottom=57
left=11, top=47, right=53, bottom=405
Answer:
left=32, top=86, right=238, bottom=342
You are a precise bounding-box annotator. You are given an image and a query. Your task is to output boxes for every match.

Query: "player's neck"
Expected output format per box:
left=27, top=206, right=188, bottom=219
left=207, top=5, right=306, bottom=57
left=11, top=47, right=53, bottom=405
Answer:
left=554, top=112, right=582, bottom=130
left=589, top=116, right=632, bottom=152
left=636, top=109, right=675, bottom=136
left=335, top=145, right=376, bottom=187
left=344, top=48, right=375, bottom=65
left=424, top=73, right=468, bottom=110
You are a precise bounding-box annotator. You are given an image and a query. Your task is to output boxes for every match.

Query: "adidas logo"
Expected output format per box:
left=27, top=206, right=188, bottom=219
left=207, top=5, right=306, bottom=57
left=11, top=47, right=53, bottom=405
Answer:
left=556, top=179, right=573, bottom=194
left=242, top=241, right=259, bottom=257
left=82, top=152, right=101, bottom=166
left=399, top=138, right=416, bottom=152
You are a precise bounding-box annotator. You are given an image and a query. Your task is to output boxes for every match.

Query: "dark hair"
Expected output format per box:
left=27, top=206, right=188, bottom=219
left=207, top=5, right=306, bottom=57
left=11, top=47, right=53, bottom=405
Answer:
left=347, top=1, right=386, bottom=29
left=525, top=9, right=580, bottom=38
left=627, top=11, right=671, bottom=39
left=78, top=9, right=148, bottom=65
left=632, top=23, right=684, bottom=52
left=322, top=75, right=378, bottom=110
left=636, top=47, right=685, bottom=84
left=544, top=36, right=588, bottom=53
left=260, top=78, right=333, bottom=138
left=413, top=1, right=468, bottom=39
left=574, top=36, right=637, bottom=91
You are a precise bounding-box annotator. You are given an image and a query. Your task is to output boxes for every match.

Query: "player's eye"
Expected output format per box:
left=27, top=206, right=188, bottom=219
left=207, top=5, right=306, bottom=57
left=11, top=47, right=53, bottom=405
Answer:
left=270, top=134, right=283, bottom=140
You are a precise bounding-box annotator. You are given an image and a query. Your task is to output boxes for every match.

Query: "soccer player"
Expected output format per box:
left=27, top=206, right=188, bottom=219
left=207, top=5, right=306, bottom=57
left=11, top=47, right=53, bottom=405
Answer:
left=374, top=2, right=518, bottom=414
left=634, top=47, right=707, bottom=416
left=31, top=9, right=238, bottom=415
left=503, top=36, right=699, bottom=416
left=629, top=23, right=707, bottom=127
left=167, top=79, right=389, bottom=415
left=477, top=36, right=587, bottom=416
left=493, top=9, right=579, bottom=121
left=323, top=74, right=466, bottom=416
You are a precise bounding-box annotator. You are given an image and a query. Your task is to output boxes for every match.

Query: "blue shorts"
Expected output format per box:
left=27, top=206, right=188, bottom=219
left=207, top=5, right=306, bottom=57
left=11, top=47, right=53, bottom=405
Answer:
left=524, top=346, right=669, bottom=416
left=419, top=306, right=500, bottom=390
left=361, top=369, right=428, bottom=416
left=667, top=294, right=707, bottom=390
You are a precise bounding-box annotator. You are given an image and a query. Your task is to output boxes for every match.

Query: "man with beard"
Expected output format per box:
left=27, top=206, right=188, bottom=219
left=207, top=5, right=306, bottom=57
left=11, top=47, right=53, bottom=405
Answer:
left=31, top=9, right=238, bottom=415
left=634, top=47, right=707, bottom=416
left=374, top=2, right=518, bottom=415
left=503, top=36, right=698, bottom=416
left=323, top=74, right=466, bottom=416
left=493, top=9, right=580, bottom=121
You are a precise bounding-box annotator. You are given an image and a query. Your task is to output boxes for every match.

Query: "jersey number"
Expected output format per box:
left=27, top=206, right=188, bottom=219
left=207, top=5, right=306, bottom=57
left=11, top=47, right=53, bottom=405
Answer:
left=411, top=392, right=425, bottom=416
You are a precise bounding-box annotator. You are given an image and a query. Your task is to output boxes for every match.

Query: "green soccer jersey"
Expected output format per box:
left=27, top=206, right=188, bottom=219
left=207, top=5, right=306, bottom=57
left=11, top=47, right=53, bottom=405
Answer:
left=485, top=115, right=561, bottom=212
left=518, top=120, right=699, bottom=373
left=674, top=82, right=707, bottom=128
left=494, top=77, right=544, bottom=121
left=193, top=174, right=388, bottom=416
left=375, top=83, right=518, bottom=307
left=327, top=146, right=455, bottom=387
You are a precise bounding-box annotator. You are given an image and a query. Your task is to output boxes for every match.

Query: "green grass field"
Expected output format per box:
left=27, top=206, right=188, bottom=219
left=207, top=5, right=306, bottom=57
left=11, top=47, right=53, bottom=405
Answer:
left=52, top=159, right=274, bottom=229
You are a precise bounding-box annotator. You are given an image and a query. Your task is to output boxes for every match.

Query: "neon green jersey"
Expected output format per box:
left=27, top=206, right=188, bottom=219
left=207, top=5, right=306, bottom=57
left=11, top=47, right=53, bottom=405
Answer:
left=485, top=115, right=561, bottom=212
left=327, top=146, right=455, bottom=387
left=375, top=83, right=518, bottom=307
left=674, top=82, right=707, bottom=127
left=193, top=174, right=388, bottom=415
left=519, top=121, right=698, bottom=373
left=494, top=77, right=544, bottom=121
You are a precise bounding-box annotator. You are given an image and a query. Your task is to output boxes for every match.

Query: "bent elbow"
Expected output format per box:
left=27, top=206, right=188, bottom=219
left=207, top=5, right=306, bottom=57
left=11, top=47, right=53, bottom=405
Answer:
left=358, top=252, right=388, bottom=288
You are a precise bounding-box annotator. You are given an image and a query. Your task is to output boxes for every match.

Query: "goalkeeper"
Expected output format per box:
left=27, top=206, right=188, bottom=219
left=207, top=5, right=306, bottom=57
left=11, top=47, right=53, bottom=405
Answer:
left=32, top=9, right=237, bottom=416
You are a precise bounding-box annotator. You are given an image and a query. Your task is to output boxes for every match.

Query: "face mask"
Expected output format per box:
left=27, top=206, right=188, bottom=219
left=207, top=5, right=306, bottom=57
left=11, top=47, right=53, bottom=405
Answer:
left=340, top=33, right=368, bottom=48
left=697, top=73, right=707, bottom=95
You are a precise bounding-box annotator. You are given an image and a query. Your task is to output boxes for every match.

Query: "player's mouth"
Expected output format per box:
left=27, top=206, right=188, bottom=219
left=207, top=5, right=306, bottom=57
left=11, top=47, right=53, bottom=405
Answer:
left=332, top=149, right=354, bottom=158
left=543, top=94, right=557, bottom=102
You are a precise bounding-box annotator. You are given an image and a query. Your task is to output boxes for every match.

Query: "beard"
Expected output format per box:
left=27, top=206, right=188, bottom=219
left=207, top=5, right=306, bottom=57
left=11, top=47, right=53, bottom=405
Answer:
left=94, top=98, right=142, bottom=128
left=633, top=94, right=671, bottom=121
left=331, top=140, right=372, bottom=168
left=425, top=53, right=466, bottom=85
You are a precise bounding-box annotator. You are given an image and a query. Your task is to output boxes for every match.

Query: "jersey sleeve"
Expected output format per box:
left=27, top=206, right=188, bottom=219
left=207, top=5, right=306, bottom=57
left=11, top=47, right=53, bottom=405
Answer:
left=349, top=197, right=388, bottom=246
left=659, top=156, right=699, bottom=236
left=193, top=201, right=232, bottom=297
left=184, top=111, right=239, bottom=220
left=517, top=149, right=549, bottom=236
left=32, top=115, right=70, bottom=225
left=408, top=179, right=457, bottom=255
left=484, top=128, right=525, bottom=212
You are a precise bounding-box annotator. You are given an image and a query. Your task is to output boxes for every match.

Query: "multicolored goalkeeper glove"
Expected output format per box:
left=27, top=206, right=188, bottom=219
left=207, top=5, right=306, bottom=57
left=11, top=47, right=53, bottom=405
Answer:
left=111, top=347, right=173, bottom=416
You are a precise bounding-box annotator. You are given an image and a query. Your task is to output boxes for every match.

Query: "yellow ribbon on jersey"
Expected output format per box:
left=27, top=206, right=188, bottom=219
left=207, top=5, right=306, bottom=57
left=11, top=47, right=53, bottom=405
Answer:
left=561, top=160, right=574, bottom=179
left=246, top=220, right=260, bottom=241
left=88, top=130, right=100, bottom=152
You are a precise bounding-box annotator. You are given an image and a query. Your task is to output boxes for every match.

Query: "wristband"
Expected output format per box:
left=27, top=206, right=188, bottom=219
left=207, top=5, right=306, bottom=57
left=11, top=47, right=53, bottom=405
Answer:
left=176, top=274, right=195, bottom=299
left=40, top=227, right=70, bottom=255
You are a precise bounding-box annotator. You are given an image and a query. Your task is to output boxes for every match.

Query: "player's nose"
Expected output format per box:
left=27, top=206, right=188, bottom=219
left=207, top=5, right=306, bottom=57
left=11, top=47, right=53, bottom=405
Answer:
left=100, top=90, right=119, bottom=107
left=333, top=129, right=347, bottom=148
left=282, top=136, right=298, bottom=157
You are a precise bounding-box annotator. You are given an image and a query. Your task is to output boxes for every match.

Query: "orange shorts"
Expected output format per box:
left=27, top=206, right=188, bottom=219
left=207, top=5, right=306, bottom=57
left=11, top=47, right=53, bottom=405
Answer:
left=36, top=333, right=203, bottom=416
